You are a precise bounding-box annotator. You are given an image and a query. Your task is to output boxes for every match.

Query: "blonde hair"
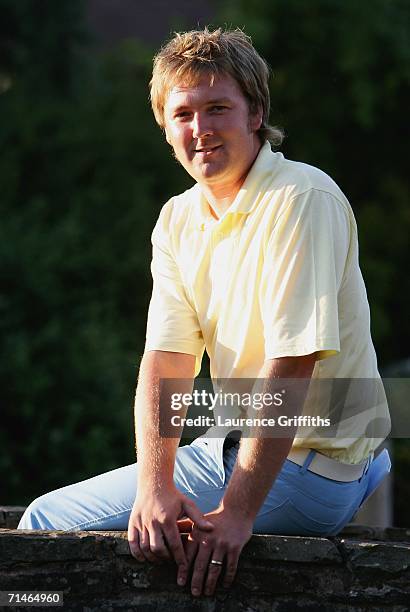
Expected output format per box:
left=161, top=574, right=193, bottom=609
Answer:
left=150, top=27, right=284, bottom=147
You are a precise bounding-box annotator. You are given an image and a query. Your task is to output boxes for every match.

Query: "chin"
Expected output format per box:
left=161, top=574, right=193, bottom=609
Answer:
left=200, top=160, right=227, bottom=176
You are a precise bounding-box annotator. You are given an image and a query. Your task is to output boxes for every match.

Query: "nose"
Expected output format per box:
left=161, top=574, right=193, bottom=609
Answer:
left=192, top=111, right=213, bottom=139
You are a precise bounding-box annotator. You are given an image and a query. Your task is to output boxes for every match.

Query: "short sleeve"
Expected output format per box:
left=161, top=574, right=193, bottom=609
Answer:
left=259, top=189, right=351, bottom=360
left=145, top=202, right=205, bottom=375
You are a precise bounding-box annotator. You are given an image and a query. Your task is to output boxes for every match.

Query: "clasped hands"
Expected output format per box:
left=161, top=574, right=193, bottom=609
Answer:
left=127, top=485, right=252, bottom=597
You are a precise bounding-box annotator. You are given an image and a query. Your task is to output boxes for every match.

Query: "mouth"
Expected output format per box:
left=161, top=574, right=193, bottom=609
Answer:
left=194, top=144, right=222, bottom=155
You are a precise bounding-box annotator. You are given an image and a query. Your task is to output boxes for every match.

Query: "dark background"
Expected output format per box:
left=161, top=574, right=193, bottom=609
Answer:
left=1, top=0, right=409, bottom=524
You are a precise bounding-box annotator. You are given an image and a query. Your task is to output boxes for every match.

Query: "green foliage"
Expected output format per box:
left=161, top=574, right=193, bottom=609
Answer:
left=1, top=0, right=409, bottom=526
left=393, top=438, right=410, bottom=526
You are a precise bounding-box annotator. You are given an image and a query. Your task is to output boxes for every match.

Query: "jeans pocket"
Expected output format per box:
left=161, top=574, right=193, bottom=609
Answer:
left=283, top=497, right=342, bottom=535
left=254, top=496, right=341, bottom=536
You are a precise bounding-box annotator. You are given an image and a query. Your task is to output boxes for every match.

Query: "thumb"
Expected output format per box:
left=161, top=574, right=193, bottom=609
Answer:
left=182, top=499, right=214, bottom=531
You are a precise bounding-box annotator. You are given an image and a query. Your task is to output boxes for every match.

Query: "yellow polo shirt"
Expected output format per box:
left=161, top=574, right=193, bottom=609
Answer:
left=145, top=141, right=390, bottom=464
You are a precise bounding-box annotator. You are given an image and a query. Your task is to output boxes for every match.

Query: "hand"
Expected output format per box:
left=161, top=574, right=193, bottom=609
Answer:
left=128, top=485, right=213, bottom=579
left=177, top=507, right=253, bottom=597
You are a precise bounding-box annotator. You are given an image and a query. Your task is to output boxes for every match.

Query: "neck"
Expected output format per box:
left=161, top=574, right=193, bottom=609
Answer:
left=202, top=188, right=239, bottom=219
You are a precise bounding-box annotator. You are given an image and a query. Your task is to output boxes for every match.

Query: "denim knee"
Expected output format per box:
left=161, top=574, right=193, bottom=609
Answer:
left=18, top=495, right=48, bottom=530
left=18, top=491, right=62, bottom=530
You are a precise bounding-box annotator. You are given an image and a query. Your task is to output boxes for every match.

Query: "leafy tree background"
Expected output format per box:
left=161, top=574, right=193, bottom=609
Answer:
left=1, top=0, right=409, bottom=525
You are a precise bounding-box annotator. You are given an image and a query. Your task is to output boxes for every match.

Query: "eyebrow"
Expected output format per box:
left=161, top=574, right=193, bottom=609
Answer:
left=170, top=98, right=232, bottom=113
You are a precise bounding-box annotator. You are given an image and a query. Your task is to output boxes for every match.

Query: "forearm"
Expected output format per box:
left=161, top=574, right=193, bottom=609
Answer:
left=221, top=353, right=316, bottom=520
left=134, top=350, right=195, bottom=490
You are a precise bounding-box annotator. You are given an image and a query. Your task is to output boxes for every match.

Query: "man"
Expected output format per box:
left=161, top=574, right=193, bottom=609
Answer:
left=19, top=28, right=390, bottom=598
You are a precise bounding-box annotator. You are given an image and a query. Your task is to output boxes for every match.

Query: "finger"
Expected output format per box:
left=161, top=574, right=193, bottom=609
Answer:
left=177, top=535, right=198, bottom=587
left=185, top=534, right=199, bottom=568
left=182, top=499, right=214, bottom=531
left=127, top=525, right=145, bottom=562
left=177, top=518, right=193, bottom=533
left=140, top=526, right=161, bottom=564
left=204, top=547, right=225, bottom=596
left=149, top=527, right=171, bottom=561
left=190, top=539, right=212, bottom=597
left=222, top=549, right=240, bottom=589
left=163, top=521, right=188, bottom=570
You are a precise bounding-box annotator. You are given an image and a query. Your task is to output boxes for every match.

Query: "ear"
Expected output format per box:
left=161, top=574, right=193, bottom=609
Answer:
left=250, top=106, right=263, bottom=132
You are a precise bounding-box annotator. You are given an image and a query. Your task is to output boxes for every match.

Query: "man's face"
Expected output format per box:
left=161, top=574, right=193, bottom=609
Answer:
left=163, top=73, right=262, bottom=191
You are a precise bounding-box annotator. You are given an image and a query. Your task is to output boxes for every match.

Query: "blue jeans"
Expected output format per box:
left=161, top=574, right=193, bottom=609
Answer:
left=18, top=437, right=370, bottom=536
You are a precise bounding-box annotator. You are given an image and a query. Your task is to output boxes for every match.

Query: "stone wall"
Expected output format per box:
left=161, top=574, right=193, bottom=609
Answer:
left=0, top=506, right=25, bottom=530
left=1, top=520, right=409, bottom=610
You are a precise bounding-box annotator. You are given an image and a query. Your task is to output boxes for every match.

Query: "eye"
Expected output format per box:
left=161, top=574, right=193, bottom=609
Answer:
left=210, top=105, right=227, bottom=113
left=174, top=111, right=191, bottom=120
